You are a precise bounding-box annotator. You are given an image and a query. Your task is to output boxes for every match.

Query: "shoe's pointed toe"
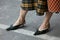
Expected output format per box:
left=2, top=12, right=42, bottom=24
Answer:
left=6, top=28, right=10, bottom=31
left=6, top=25, right=15, bottom=31
left=34, top=30, right=40, bottom=35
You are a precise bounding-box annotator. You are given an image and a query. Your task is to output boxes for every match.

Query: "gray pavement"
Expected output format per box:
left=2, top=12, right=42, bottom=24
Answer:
left=0, top=0, right=60, bottom=40
left=0, top=29, right=44, bottom=40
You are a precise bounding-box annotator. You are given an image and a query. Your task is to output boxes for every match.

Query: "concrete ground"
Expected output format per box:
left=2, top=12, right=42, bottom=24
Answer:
left=0, top=0, right=60, bottom=40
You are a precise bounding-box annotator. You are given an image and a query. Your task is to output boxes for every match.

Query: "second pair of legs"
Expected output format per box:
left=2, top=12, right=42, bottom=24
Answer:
left=6, top=9, right=53, bottom=35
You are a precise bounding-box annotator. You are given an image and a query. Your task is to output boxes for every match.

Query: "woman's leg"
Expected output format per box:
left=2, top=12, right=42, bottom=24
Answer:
left=39, top=12, right=53, bottom=31
left=34, top=12, right=53, bottom=35
left=6, top=9, right=28, bottom=31
left=13, top=9, right=28, bottom=26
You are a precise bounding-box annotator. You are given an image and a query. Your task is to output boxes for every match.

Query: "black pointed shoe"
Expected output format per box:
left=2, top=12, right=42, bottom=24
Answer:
left=6, top=21, right=25, bottom=31
left=34, top=23, right=50, bottom=35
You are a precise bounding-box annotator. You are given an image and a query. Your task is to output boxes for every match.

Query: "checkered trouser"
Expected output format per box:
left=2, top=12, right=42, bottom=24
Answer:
left=20, top=0, right=48, bottom=16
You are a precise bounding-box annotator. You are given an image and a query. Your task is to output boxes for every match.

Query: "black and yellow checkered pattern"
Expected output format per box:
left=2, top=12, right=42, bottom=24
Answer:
left=21, top=0, right=48, bottom=16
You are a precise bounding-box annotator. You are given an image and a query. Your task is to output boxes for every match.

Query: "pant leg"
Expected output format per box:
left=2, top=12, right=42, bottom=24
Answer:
left=36, top=0, right=48, bottom=16
left=20, top=0, right=35, bottom=10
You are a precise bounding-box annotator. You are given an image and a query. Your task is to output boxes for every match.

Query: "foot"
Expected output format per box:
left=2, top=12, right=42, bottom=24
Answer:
left=34, top=22, right=50, bottom=35
left=6, top=17, right=25, bottom=31
left=6, top=24, right=24, bottom=31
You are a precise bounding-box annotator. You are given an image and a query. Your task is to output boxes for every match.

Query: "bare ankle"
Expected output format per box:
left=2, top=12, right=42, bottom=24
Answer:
left=39, top=22, right=50, bottom=30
